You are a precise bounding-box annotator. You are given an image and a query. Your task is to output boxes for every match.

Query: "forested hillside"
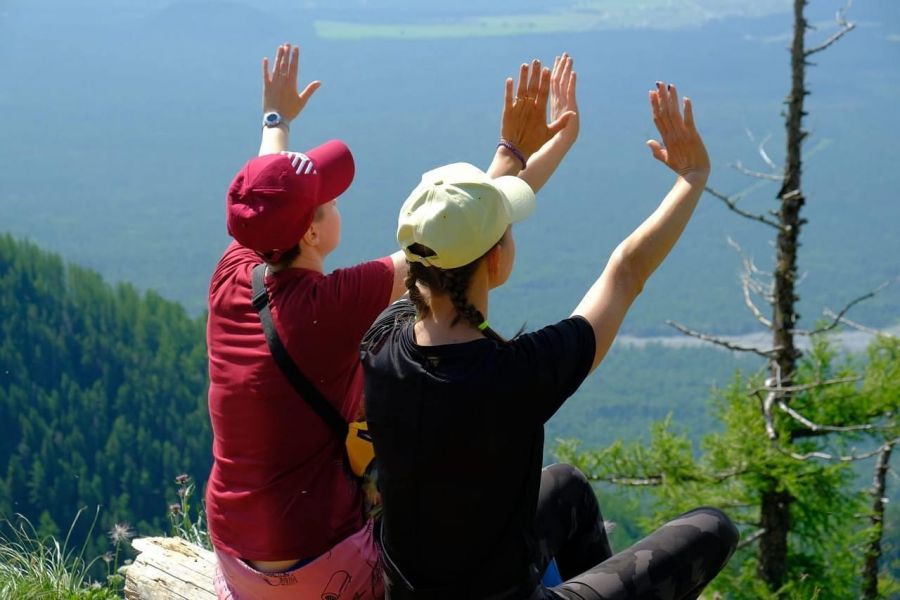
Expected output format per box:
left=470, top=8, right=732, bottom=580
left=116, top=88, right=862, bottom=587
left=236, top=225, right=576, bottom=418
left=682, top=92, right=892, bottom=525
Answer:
left=0, top=234, right=211, bottom=558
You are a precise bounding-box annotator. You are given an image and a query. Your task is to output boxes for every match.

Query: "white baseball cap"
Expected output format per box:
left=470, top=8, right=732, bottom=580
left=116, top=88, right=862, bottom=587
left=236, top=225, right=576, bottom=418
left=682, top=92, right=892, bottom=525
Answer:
left=397, top=163, right=536, bottom=269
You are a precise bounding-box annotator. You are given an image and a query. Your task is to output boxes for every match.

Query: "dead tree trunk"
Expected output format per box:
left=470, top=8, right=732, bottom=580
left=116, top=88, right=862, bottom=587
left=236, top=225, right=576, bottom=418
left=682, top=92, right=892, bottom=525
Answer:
left=861, top=442, right=894, bottom=599
left=757, top=0, right=809, bottom=589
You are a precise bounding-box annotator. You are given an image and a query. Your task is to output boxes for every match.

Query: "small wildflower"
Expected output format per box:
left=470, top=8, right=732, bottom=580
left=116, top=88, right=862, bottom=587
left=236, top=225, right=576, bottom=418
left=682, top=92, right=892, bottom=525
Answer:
left=169, top=503, right=182, bottom=515
left=175, top=473, right=190, bottom=485
left=102, top=551, right=114, bottom=564
left=108, top=523, right=135, bottom=544
left=177, top=487, right=187, bottom=498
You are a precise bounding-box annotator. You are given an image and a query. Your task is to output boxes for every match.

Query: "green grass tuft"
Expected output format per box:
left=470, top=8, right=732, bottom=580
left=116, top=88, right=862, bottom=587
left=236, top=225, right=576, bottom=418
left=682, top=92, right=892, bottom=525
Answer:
left=0, top=509, right=121, bottom=599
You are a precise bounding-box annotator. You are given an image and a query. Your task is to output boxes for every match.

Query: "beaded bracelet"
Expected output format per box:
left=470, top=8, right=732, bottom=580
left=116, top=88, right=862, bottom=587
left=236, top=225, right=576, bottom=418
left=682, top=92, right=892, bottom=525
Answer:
left=497, top=138, right=527, bottom=170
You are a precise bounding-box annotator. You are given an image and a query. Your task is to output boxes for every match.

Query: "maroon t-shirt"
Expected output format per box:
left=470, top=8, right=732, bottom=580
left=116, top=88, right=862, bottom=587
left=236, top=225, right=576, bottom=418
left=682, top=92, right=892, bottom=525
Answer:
left=205, top=241, right=394, bottom=561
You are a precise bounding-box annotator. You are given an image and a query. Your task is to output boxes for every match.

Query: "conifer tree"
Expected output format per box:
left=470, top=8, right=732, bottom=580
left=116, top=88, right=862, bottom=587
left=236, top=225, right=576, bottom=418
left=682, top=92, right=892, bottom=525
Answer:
left=562, top=2, right=899, bottom=597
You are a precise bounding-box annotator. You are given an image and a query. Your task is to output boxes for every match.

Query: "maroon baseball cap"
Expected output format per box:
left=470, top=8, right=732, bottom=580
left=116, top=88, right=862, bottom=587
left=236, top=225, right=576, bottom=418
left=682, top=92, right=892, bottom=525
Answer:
left=226, top=140, right=355, bottom=253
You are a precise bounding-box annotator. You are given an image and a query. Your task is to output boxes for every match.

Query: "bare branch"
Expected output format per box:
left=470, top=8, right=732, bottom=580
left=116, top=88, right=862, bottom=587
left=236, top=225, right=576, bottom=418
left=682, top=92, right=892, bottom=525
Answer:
left=667, top=321, right=779, bottom=358
left=802, top=280, right=894, bottom=336
left=737, top=528, right=767, bottom=551
left=732, top=160, right=785, bottom=181
left=746, top=276, right=774, bottom=303
left=594, top=467, right=744, bottom=487
left=743, top=127, right=757, bottom=144
left=780, top=189, right=802, bottom=202
left=822, top=310, right=899, bottom=339
left=742, top=128, right=779, bottom=171
left=772, top=437, right=900, bottom=463
left=743, top=274, right=774, bottom=328
left=757, top=133, right=778, bottom=170
left=728, top=237, right=775, bottom=323
left=805, top=5, right=856, bottom=57
left=862, top=439, right=893, bottom=598
left=749, top=376, right=861, bottom=396
left=705, top=186, right=783, bottom=229
left=751, top=374, right=879, bottom=439
left=778, top=400, right=876, bottom=434
left=727, top=237, right=774, bottom=279
left=806, top=24, right=855, bottom=56
left=595, top=476, right=662, bottom=487
left=755, top=373, right=781, bottom=440
left=763, top=393, right=778, bottom=440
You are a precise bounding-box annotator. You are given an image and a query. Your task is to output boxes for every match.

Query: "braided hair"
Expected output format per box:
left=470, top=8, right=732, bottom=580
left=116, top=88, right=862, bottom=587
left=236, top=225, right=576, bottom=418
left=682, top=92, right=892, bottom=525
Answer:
left=404, top=243, right=507, bottom=343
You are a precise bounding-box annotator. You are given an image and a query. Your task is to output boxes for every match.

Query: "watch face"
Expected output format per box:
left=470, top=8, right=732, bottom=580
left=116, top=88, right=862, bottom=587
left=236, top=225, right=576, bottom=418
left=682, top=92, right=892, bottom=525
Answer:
left=264, top=112, right=281, bottom=126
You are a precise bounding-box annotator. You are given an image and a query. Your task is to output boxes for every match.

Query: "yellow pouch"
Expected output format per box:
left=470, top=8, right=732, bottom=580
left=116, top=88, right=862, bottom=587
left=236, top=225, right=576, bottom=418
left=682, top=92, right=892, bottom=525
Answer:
left=346, top=421, right=375, bottom=478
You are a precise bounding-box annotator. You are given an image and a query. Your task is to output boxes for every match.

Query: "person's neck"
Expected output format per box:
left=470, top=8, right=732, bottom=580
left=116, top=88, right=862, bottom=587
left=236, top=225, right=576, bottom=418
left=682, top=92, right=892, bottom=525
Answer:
left=269, top=247, right=325, bottom=274
left=413, top=270, right=490, bottom=346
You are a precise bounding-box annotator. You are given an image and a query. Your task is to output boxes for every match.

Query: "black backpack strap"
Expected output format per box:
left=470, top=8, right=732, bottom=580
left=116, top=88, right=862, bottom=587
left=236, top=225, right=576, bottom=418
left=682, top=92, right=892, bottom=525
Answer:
left=251, top=263, right=349, bottom=438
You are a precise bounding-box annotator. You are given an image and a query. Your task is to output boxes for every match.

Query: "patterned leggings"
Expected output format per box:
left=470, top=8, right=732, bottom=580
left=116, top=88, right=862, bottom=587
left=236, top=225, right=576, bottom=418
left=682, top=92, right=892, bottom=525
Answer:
left=531, top=464, right=739, bottom=600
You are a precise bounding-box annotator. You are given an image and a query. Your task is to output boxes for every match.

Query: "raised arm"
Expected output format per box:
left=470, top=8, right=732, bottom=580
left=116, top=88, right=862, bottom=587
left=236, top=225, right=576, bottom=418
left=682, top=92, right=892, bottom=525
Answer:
left=486, top=59, right=574, bottom=182
left=258, top=43, right=321, bottom=156
left=517, top=53, right=579, bottom=192
left=573, top=82, right=710, bottom=372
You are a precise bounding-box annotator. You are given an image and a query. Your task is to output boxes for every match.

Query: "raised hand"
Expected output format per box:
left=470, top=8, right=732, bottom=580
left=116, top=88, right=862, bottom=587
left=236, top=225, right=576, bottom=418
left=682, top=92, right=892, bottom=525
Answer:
left=262, top=43, right=321, bottom=123
left=550, top=53, right=579, bottom=144
left=501, top=59, right=575, bottom=159
left=646, top=82, right=710, bottom=181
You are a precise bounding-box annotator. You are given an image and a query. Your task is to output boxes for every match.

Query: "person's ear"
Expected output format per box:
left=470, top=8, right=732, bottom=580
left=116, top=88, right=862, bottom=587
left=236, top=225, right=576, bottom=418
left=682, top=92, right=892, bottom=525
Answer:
left=301, top=222, right=320, bottom=247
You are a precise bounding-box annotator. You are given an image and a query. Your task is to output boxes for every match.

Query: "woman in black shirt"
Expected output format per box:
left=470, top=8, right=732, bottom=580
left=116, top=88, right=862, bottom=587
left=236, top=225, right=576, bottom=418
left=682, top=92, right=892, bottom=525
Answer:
left=363, top=66, right=738, bottom=599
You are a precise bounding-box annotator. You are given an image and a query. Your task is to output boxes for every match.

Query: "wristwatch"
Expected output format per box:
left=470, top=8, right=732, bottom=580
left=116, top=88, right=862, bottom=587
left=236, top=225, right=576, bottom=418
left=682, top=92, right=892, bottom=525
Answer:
left=262, top=111, right=286, bottom=129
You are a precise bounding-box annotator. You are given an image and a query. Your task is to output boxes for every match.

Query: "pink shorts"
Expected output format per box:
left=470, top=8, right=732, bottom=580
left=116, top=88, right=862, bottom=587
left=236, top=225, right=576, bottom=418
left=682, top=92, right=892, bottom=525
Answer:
left=214, top=520, right=383, bottom=600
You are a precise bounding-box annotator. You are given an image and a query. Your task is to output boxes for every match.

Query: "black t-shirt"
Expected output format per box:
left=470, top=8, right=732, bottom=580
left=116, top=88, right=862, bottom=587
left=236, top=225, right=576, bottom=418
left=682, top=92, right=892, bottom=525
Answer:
left=361, top=300, right=596, bottom=597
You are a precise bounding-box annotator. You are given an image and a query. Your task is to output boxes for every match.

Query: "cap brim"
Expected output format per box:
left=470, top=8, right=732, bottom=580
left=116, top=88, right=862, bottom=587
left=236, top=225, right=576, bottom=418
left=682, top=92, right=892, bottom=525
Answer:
left=492, top=176, right=536, bottom=224
left=306, top=140, right=355, bottom=203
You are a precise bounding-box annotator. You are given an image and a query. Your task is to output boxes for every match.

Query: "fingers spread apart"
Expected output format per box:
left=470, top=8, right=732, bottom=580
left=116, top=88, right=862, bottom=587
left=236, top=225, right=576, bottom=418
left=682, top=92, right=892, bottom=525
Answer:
left=650, top=81, right=689, bottom=140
